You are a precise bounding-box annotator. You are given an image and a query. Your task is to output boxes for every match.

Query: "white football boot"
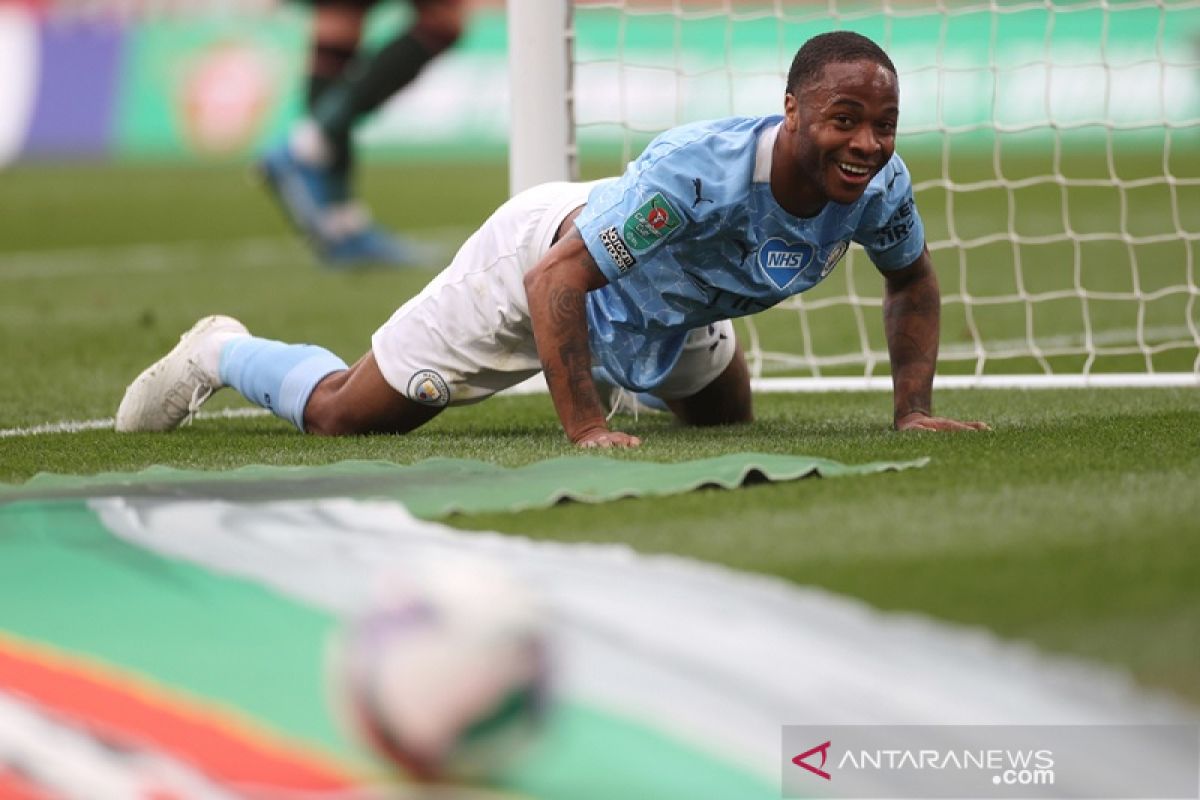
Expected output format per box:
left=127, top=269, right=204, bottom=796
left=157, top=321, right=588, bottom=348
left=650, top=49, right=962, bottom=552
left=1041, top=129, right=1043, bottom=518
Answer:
left=114, top=315, right=249, bottom=432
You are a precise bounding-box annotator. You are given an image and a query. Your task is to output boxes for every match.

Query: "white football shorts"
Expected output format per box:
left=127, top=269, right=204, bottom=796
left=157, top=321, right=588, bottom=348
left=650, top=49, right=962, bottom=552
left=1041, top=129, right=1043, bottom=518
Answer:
left=371, top=180, right=736, bottom=407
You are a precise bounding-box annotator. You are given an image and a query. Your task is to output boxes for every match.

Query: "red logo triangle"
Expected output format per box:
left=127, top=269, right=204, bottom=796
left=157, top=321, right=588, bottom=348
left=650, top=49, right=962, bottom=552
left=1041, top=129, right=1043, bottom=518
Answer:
left=792, top=740, right=832, bottom=780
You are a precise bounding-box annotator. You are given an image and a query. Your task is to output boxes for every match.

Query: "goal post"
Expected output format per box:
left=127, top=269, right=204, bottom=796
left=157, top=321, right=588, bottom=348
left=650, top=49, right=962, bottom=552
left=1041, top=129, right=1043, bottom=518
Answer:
left=507, top=0, right=1200, bottom=390
left=506, top=0, right=576, bottom=193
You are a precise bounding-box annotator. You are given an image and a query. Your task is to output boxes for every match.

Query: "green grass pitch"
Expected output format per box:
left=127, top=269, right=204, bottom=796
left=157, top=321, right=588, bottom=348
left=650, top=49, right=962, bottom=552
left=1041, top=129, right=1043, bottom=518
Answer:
left=0, top=158, right=1197, bottom=707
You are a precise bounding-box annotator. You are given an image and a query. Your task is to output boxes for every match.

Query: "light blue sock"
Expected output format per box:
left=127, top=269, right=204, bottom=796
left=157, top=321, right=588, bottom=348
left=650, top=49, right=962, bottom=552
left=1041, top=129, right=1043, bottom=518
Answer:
left=219, top=337, right=347, bottom=432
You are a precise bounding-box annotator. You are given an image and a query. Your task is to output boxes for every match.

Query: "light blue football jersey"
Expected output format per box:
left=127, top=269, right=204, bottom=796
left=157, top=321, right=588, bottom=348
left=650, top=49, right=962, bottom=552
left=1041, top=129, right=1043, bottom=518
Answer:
left=575, top=115, right=925, bottom=392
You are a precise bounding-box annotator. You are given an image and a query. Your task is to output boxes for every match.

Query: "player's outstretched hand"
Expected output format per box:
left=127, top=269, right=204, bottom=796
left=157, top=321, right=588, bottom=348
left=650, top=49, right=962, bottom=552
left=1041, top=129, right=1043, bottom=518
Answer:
left=895, top=411, right=991, bottom=432
left=574, top=429, right=643, bottom=448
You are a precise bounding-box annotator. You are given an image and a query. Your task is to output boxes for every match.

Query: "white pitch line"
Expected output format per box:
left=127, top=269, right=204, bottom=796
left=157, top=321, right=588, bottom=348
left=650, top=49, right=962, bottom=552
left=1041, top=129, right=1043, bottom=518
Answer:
left=0, top=237, right=303, bottom=280
left=0, top=227, right=470, bottom=281
left=0, top=408, right=269, bottom=439
left=7, top=363, right=1199, bottom=437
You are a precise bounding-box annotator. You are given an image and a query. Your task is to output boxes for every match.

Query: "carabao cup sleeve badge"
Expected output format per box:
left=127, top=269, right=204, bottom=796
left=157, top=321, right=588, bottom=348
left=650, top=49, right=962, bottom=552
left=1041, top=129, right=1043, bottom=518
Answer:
left=407, top=370, right=450, bottom=407
left=622, top=192, right=682, bottom=251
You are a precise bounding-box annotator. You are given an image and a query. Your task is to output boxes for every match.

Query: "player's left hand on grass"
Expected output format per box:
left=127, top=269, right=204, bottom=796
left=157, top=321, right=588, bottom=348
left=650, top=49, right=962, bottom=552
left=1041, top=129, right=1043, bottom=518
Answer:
left=895, top=411, right=991, bottom=432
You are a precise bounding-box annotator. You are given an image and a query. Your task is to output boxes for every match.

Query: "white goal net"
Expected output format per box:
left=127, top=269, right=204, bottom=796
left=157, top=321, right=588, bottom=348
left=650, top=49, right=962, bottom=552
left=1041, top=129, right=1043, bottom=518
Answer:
left=510, top=0, right=1200, bottom=388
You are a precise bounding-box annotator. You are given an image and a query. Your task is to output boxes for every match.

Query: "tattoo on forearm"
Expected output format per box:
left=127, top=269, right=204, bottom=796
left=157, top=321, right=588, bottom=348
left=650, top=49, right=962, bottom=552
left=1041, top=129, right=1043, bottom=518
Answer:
left=556, top=339, right=602, bottom=426
left=885, top=272, right=940, bottom=419
left=536, top=281, right=604, bottom=433
left=547, top=285, right=584, bottom=326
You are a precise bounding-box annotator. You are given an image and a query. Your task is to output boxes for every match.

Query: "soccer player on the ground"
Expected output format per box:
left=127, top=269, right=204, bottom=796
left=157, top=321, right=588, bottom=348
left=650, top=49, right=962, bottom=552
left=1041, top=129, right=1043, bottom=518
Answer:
left=117, top=31, right=989, bottom=446
left=260, top=0, right=467, bottom=266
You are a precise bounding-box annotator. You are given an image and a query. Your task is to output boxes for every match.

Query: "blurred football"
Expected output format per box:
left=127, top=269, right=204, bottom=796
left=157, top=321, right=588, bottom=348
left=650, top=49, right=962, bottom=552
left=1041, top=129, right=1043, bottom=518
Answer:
left=329, top=557, right=550, bottom=782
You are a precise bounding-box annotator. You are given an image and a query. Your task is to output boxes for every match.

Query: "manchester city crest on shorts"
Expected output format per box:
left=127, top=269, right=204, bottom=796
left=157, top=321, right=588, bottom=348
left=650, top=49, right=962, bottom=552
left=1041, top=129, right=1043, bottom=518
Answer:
left=821, top=240, right=850, bottom=278
left=757, top=238, right=816, bottom=289
left=407, top=369, right=450, bottom=407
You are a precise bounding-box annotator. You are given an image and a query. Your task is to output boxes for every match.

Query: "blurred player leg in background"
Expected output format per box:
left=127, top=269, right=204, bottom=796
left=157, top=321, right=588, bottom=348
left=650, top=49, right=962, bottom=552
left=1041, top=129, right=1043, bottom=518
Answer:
left=260, top=0, right=467, bottom=268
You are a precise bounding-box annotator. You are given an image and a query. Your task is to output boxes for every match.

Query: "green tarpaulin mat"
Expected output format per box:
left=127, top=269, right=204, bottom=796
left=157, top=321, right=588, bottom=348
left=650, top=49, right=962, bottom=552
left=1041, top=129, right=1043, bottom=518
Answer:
left=0, top=453, right=928, bottom=517
left=0, top=450, right=927, bottom=798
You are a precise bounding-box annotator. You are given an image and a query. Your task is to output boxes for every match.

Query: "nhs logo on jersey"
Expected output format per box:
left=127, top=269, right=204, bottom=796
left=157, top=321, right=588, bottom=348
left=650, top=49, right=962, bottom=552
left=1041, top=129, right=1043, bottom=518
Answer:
left=757, top=238, right=816, bottom=289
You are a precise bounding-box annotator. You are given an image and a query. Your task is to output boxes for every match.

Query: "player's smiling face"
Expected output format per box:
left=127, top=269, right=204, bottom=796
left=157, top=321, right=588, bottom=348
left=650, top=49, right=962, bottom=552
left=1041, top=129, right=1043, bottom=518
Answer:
left=775, top=59, right=899, bottom=216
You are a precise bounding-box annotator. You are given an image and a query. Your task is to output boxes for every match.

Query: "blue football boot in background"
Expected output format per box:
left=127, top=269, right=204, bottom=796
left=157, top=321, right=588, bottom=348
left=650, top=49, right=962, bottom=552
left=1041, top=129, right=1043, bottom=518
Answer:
left=260, top=144, right=428, bottom=269
left=259, top=144, right=332, bottom=244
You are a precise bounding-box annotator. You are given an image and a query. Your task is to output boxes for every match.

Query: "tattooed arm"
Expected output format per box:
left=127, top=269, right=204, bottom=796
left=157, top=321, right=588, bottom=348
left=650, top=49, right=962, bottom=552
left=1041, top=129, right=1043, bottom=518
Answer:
left=883, top=247, right=989, bottom=432
left=524, top=215, right=642, bottom=448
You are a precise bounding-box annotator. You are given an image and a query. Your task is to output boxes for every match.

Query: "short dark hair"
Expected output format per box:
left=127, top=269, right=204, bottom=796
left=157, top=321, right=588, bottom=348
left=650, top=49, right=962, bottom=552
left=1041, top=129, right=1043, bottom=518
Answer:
left=786, top=31, right=897, bottom=96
